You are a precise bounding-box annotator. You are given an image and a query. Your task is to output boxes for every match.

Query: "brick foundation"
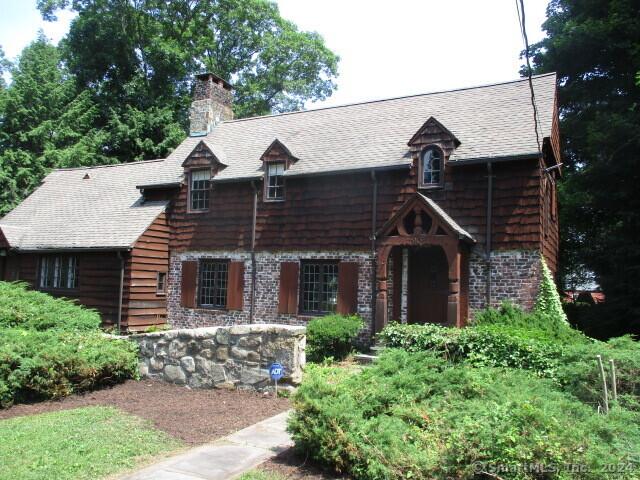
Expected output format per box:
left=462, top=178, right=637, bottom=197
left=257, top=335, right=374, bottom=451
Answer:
left=168, top=250, right=374, bottom=341
left=469, top=249, right=541, bottom=315
left=167, top=248, right=542, bottom=343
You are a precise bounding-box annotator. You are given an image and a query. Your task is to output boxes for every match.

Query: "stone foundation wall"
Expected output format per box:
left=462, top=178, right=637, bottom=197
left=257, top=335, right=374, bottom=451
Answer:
left=468, top=249, right=541, bottom=315
left=130, top=324, right=305, bottom=390
left=167, top=250, right=374, bottom=341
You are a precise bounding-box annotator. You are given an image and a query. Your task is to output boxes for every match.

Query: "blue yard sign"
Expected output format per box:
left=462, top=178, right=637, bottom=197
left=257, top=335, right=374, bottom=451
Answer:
left=269, top=363, right=285, bottom=381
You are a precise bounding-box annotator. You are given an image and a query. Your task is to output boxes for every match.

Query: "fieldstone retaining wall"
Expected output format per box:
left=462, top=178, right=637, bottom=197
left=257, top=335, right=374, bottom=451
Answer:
left=129, top=324, right=305, bottom=391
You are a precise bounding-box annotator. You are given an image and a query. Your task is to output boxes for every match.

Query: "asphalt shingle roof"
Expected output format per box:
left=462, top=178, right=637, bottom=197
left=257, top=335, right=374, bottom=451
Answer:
left=0, top=160, right=168, bottom=250
left=0, top=73, right=556, bottom=250
left=159, top=72, right=557, bottom=182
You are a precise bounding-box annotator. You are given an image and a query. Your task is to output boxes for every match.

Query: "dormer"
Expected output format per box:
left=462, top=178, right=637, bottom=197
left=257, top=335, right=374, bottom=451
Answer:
left=260, top=139, right=298, bottom=202
left=407, top=117, right=460, bottom=189
left=182, top=140, right=226, bottom=212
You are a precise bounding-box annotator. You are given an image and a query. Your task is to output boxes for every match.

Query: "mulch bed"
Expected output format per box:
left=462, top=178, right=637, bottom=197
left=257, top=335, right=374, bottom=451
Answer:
left=258, top=449, right=349, bottom=480
left=0, top=379, right=290, bottom=445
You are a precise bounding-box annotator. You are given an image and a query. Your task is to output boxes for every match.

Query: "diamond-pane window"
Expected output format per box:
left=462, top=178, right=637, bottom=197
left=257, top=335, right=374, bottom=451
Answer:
left=199, top=260, right=228, bottom=308
left=300, top=261, right=338, bottom=314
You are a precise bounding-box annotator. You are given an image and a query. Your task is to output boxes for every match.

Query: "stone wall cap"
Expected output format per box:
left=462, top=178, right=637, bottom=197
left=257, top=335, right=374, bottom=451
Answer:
left=128, top=324, right=305, bottom=340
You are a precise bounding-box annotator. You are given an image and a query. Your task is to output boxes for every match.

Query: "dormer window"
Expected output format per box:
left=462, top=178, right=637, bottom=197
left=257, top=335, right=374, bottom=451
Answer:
left=190, top=169, right=211, bottom=211
left=265, top=162, right=285, bottom=201
left=420, top=146, right=444, bottom=188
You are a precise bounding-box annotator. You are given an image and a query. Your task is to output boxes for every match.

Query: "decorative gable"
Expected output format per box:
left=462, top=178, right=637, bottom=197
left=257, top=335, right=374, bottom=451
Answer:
left=181, top=140, right=226, bottom=171
left=407, top=116, right=460, bottom=156
left=260, top=139, right=298, bottom=167
left=379, top=192, right=474, bottom=243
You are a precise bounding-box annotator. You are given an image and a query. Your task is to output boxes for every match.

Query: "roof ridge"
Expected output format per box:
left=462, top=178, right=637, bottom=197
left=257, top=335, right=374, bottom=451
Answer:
left=52, top=158, right=166, bottom=172
left=221, top=73, right=557, bottom=125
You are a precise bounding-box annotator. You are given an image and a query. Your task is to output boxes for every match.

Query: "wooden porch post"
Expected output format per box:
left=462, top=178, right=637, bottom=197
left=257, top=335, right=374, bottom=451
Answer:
left=446, top=247, right=462, bottom=327
left=374, top=245, right=391, bottom=334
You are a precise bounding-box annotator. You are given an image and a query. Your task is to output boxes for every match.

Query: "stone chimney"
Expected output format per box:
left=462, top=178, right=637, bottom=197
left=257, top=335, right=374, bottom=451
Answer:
left=189, top=73, right=234, bottom=136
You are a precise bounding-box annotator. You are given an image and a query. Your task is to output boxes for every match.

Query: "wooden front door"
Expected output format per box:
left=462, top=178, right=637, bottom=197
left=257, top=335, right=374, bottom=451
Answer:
left=408, top=247, right=448, bottom=324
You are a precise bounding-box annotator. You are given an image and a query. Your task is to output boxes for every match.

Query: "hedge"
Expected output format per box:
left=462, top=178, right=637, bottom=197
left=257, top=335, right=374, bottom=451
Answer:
left=289, top=349, right=640, bottom=479
left=0, top=281, right=101, bottom=331
left=306, top=314, right=363, bottom=362
left=0, top=328, right=138, bottom=407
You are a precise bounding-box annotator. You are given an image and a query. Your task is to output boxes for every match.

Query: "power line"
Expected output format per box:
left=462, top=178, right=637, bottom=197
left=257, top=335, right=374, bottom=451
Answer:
left=515, top=0, right=542, bottom=157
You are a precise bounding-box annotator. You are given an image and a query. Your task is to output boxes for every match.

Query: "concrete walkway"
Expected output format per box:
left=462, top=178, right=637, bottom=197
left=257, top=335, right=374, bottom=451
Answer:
left=120, top=411, right=293, bottom=480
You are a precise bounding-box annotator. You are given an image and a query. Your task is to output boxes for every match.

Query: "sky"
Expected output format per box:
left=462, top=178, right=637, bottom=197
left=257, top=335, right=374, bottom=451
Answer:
left=0, top=0, right=550, bottom=109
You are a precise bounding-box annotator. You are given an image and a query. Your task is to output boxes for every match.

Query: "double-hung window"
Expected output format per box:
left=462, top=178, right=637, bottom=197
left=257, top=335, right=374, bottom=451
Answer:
left=300, top=261, right=338, bottom=314
left=265, top=162, right=285, bottom=200
left=39, top=255, right=78, bottom=290
left=199, top=260, right=228, bottom=308
left=190, top=169, right=211, bottom=211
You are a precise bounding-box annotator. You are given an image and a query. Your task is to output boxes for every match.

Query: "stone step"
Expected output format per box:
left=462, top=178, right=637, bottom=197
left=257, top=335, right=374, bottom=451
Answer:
left=370, top=345, right=386, bottom=353
left=354, top=353, right=379, bottom=365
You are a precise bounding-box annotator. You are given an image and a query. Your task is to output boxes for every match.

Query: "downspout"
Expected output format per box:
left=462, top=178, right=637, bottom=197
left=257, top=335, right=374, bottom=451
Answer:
left=249, top=181, right=258, bottom=324
left=117, top=251, right=125, bottom=334
left=485, top=162, right=493, bottom=308
left=370, top=170, right=378, bottom=334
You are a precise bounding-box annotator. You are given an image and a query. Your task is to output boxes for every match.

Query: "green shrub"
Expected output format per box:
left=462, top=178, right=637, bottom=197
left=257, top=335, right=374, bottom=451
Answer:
left=535, top=256, right=569, bottom=324
left=378, top=322, right=560, bottom=378
left=306, top=314, right=363, bottom=362
left=556, top=336, right=640, bottom=411
left=472, top=301, right=586, bottom=345
left=0, top=328, right=138, bottom=407
left=290, top=349, right=640, bottom=479
left=0, top=281, right=101, bottom=331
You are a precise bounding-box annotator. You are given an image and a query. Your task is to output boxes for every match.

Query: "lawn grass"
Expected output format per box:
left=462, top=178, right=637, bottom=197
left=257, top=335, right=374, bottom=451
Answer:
left=0, top=406, right=182, bottom=480
left=239, top=471, right=285, bottom=480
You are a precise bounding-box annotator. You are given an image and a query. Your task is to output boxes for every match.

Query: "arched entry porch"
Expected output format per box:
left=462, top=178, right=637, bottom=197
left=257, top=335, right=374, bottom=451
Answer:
left=374, top=193, right=475, bottom=333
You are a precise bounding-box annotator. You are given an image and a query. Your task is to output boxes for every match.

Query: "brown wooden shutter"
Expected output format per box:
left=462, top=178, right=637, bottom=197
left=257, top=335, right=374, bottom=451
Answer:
left=337, top=262, right=359, bottom=315
left=181, top=261, right=198, bottom=308
left=278, top=262, right=299, bottom=314
left=227, top=261, right=245, bottom=310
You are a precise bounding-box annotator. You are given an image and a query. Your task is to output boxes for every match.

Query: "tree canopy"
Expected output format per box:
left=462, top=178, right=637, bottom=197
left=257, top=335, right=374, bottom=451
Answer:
left=528, top=0, right=640, bottom=334
left=0, top=0, right=339, bottom=215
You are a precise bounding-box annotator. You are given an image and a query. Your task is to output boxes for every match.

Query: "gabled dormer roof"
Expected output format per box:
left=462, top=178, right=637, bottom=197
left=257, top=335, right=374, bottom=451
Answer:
left=408, top=116, right=461, bottom=148
left=181, top=139, right=227, bottom=169
left=260, top=138, right=299, bottom=163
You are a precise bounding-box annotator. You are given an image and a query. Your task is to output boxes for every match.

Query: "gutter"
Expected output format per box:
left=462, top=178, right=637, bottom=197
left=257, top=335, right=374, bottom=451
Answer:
left=117, top=251, right=125, bottom=334
left=448, top=152, right=540, bottom=167
left=485, top=162, right=494, bottom=308
left=14, top=247, right=132, bottom=254
left=370, top=170, right=378, bottom=335
left=249, top=181, right=258, bottom=324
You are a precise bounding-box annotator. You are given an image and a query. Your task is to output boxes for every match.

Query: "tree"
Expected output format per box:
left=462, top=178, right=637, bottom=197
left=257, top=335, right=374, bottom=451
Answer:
left=0, top=34, right=110, bottom=215
left=528, top=0, right=640, bottom=335
left=37, top=0, right=339, bottom=160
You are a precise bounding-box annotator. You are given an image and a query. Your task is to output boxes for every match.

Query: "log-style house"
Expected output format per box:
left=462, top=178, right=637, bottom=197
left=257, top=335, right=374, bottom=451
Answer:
left=0, top=72, right=561, bottom=339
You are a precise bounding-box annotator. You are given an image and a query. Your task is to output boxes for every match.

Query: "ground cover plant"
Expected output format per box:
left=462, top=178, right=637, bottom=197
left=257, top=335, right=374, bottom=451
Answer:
left=0, top=281, right=100, bottom=331
left=289, top=350, right=640, bottom=480
left=0, top=406, right=180, bottom=480
left=0, top=281, right=139, bottom=407
left=306, top=314, right=363, bottom=362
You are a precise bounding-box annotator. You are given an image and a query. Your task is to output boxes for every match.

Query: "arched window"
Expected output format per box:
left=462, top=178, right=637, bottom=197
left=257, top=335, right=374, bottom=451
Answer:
left=420, top=146, right=443, bottom=187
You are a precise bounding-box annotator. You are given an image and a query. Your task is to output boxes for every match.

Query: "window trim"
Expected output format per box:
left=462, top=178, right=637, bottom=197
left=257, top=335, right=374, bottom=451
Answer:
left=197, top=258, right=229, bottom=310
left=188, top=168, right=211, bottom=213
left=263, top=160, right=286, bottom=202
left=156, top=271, right=167, bottom=296
left=418, top=145, right=445, bottom=189
left=299, top=260, right=339, bottom=315
left=38, top=254, right=79, bottom=292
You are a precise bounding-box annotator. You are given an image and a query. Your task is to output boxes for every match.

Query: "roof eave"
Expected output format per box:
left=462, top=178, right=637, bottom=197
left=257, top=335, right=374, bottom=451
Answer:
left=12, top=246, right=133, bottom=254
left=449, top=152, right=541, bottom=166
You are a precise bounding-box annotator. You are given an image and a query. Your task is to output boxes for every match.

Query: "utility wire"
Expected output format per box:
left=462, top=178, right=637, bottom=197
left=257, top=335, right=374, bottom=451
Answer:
left=515, top=0, right=542, bottom=157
